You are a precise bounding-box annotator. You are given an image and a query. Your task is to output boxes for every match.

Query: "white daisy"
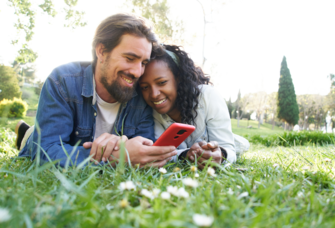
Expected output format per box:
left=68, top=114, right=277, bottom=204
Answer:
left=182, top=178, right=199, bottom=188
left=192, top=214, right=214, bottom=227
left=159, top=167, right=167, bottom=174
left=119, top=180, right=136, bottom=191
left=0, top=208, right=11, bottom=223
left=160, top=192, right=171, bottom=200
left=207, top=167, right=216, bottom=177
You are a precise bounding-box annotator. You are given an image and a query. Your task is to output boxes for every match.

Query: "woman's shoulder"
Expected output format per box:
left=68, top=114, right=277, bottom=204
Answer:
left=198, top=84, right=223, bottom=101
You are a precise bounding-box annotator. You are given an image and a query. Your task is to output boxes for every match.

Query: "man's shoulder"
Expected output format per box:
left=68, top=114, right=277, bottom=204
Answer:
left=50, top=62, right=92, bottom=81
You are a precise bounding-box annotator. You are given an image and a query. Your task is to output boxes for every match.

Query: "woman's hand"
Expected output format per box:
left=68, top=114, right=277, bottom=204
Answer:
left=186, top=141, right=222, bottom=169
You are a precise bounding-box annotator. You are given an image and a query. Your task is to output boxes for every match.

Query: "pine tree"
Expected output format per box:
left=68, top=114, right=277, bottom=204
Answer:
left=277, top=56, right=299, bottom=128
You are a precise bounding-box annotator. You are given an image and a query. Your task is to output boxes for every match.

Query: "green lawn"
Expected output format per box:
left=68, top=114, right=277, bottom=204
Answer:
left=231, top=119, right=285, bottom=136
left=0, top=116, right=35, bottom=132
left=0, top=127, right=334, bottom=227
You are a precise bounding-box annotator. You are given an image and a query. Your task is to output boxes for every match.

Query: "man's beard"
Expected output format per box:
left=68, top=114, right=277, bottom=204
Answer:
left=100, top=71, right=137, bottom=103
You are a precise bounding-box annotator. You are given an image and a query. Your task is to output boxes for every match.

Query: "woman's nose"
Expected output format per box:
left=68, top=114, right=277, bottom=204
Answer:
left=150, top=87, right=160, bottom=98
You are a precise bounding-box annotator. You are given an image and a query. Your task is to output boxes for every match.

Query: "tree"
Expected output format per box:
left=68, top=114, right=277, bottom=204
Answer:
left=245, top=91, right=267, bottom=129
left=6, top=0, right=87, bottom=63
left=12, top=61, right=36, bottom=86
left=127, top=0, right=184, bottom=44
left=0, top=65, right=21, bottom=101
left=235, top=90, right=250, bottom=127
left=226, top=97, right=233, bottom=118
left=277, top=56, right=299, bottom=129
left=266, top=92, right=278, bottom=130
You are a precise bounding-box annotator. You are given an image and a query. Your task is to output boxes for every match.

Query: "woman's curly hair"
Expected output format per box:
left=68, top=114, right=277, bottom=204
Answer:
left=155, top=44, right=211, bottom=125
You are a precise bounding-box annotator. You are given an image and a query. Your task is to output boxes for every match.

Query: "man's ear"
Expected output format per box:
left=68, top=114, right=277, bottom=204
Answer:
left=95, top=43, right=105, bottom=63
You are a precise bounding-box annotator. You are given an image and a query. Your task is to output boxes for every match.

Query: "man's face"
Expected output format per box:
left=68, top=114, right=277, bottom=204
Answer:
left=99, top=34, right=152, bottom=103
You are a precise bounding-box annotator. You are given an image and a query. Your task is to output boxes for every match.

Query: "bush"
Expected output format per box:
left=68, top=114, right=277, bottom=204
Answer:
left=0, top=64, right=21, bottom=100
left=246, top=131, right=335, bottom=147
left=0, top=98, right=28, bottom=118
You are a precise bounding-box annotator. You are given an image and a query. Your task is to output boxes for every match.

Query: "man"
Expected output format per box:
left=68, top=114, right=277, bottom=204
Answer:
left=17, top=13, right=177, bottom=167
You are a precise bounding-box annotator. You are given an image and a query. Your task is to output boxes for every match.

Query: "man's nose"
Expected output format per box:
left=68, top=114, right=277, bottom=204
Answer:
left=129, top=62, right=143, bottom=78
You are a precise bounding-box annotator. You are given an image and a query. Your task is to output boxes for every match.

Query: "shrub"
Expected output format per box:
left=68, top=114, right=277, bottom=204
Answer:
left=247, top=131, right=335, bottom=147
left=0, top=64, right=21, bottom=100
left=0, top=98, right=28, bottom=118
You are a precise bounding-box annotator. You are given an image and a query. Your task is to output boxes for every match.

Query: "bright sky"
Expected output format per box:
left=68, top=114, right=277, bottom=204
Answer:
left=1, top=0, right=334, bottom=101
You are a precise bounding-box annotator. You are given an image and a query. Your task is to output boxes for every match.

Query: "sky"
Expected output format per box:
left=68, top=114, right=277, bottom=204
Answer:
left=1, top=0, right=334, bottom=101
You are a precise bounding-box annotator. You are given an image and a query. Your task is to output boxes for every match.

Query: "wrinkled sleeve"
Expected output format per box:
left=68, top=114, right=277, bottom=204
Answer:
left=203, top=86, right=236, bottom=163
left=30, top=76, right=90, bottom=167
left=132, top=103, right=155, bottom=141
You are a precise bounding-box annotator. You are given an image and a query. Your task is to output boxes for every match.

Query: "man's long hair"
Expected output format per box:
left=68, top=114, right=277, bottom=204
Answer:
left=92, top=13, right=162, bottom=72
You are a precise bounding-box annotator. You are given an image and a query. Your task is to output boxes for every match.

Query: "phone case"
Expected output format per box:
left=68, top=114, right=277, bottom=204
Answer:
left=153, top=123, right=196, bottom=147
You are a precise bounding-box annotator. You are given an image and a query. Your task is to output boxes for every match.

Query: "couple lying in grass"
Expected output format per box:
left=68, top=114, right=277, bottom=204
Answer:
left=16, top=13, right=249, bottom=169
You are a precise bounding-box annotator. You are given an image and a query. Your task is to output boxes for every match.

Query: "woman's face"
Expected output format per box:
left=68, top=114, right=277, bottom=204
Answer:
left=139, top=60, right=179, bottom=119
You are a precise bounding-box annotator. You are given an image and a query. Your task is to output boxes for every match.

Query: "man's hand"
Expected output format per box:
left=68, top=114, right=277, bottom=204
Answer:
left=109, top=136, right=177, bottom=168
left=186, top=141, right=222, bottom=169
left=121, top=136, right=177, bottom=167
left=83, top=133, right=128, bottom=164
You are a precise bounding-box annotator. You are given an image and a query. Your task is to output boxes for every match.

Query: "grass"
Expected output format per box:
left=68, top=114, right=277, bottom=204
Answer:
left=0, top=116, right=35, bottom=132
left=231, top=119, right=285, bottom=137
left=1, top=127, right=335, bottom=227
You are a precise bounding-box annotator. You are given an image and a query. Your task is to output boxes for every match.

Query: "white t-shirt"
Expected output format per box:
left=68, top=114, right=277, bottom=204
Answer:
left=93, top=76, right=120, bottom=140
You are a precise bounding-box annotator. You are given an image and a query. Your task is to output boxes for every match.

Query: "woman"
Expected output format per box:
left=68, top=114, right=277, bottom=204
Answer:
left=139, top=44, right=249, bottom=168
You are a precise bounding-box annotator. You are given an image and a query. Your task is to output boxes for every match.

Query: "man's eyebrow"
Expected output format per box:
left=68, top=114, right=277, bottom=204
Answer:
left=123, top=52, right=150, bottom=62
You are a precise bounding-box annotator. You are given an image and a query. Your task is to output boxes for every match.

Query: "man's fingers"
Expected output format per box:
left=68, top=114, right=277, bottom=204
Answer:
left=146, top=150, right=177, bottom=163
left=146, top=146, right=176, bottom=156
left=83, top=142, right=93, bottom=149
left=141, top=159, right=168, bottom=168
left=114, top=135, right=128, bottom=150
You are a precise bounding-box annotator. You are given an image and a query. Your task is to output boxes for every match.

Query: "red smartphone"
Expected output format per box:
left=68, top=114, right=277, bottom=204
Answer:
left=153, top=123, right=196, bottom=147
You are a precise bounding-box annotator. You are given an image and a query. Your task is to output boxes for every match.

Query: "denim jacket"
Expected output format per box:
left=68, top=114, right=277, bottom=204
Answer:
left=19, top=62, right=155, bottom=167
left=153, top=85, right=237, bottom=163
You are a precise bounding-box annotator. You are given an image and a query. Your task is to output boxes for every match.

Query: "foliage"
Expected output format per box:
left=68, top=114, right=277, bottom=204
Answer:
left=246, top=131, right=335, bottom=147
left=34, top=80, right=44, bottom=96
left=126, top=0, right=184, bottom=44
left=6, top=0, right=87, bottom=63
left=12, top=61, right=37, bottom=85
left=1, top=131, right=335, bottom=226
left=297, top=94, right=325, bottom=130
left=277, top=56, right=299, bottom=126
left=0, top=98, right=28, bottom=118
left=0, top=65, right=21, bottom=101
left=326, top=73, right=335, bottom=115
